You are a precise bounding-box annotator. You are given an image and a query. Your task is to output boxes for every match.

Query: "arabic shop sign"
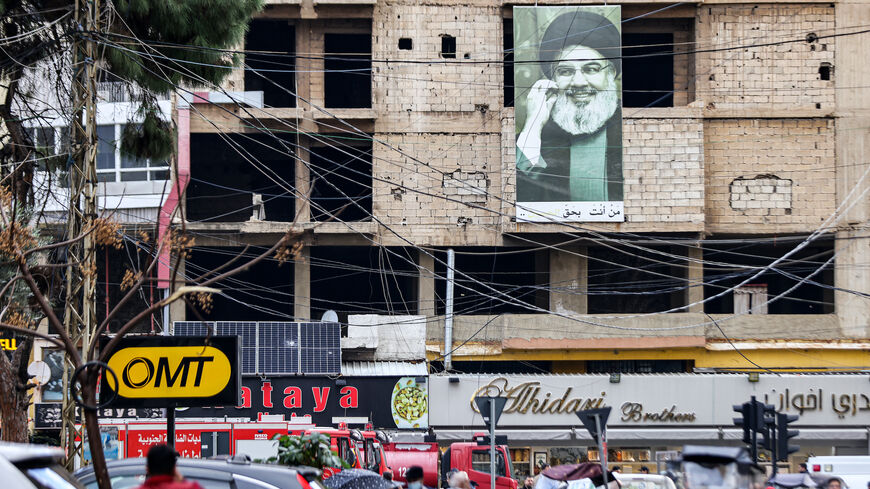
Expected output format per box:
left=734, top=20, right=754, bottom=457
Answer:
left=100, top=336, right=240, bottom=408
left=429, top=374, right=870, bottom=427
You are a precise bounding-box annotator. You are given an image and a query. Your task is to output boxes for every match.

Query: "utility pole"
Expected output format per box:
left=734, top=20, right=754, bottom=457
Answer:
left=61, top=0, right=100, bottom=470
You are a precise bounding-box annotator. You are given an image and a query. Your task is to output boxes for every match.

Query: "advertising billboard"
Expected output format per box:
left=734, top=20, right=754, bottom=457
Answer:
left=181, top=376, right=429, bottom=429
left=100, top=336, right=241, bottom=408
left=514, top=6, right=624, bottom=222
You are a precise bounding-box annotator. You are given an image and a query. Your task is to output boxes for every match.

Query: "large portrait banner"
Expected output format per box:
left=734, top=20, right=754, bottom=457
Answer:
left=514, top=6, right=624, bottom=222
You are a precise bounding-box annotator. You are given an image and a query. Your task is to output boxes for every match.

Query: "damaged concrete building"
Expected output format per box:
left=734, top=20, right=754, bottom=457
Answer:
left=148, top=0, right=870, bottom=377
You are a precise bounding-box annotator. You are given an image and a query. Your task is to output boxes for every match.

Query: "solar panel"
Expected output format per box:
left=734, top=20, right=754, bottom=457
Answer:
left=172, top=321, right=339, bottom=375
left=299, top=322, right=341, bottom=374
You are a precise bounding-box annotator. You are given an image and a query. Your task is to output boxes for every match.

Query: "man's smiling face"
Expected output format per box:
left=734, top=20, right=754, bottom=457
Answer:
left=548, top=44, right=619, bottom=136
left=552, top=45, right=613, bottom=106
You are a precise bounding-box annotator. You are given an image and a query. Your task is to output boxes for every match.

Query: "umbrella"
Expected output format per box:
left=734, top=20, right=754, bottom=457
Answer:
left=324, top=469, right=395, bottom=489
left=542, top=463, right=616, bottom=488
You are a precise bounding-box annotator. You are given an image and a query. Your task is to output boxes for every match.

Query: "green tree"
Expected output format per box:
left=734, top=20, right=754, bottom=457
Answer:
left=270, top=432, right=349, bottom=475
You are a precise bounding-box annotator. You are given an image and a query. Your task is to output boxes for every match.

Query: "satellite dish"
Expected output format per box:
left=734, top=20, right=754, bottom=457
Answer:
left=320, top=310, right=338, bottom=323
left=28, top=361, right=51, bottom=385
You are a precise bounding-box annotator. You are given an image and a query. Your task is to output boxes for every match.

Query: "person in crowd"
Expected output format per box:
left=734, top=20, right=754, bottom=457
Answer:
left=136, top=444, right=203, bottom=489
left=407, top=465, right=430, bottom=489
left=524, top=477, right=536, bottom=489
left=449, top=471, right=472, bottom=489
left=798, top=463, right=808, bottom=473
left=827, top=479, right=842, bottom=489
left=611, top=466, right=621, bottom=474
left=383, top=467, right=402, bottom=488
left=640, top=467, right=650, bottom=474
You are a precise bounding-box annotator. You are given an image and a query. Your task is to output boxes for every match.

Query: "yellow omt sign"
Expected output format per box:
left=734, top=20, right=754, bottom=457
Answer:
left=106, top=346, right=232, bottom=399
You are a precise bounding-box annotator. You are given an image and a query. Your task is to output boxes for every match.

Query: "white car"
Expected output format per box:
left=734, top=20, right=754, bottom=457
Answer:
left=614, top=473, right=678, bottom=489
left=0, top=442, right=85, bottom=489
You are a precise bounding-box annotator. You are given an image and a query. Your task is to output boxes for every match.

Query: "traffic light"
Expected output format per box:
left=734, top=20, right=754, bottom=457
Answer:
left=759, top=404, right=776, bottom=451
left=776, top=413, right=800, bottom=461
left=733, top=402, right=752, bottom=444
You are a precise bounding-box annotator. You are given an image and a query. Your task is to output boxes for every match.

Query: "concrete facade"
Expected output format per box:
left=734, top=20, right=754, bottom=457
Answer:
left=179, top=0, right=870, bottom=373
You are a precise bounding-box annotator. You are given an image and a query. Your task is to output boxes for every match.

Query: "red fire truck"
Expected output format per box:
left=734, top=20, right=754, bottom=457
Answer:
left=384, top=436, right=516, bottom=489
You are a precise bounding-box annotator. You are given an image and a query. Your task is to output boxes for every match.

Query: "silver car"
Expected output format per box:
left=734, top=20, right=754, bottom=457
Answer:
left=0, top=442, right=85, bottom=489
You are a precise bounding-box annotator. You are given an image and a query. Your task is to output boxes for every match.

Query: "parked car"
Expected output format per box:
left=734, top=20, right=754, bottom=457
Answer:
left=614, top=473, right=677, bottom=489
left=0, top=442, right=85, bottom=489
left=74, top=455, right=323, bottom=489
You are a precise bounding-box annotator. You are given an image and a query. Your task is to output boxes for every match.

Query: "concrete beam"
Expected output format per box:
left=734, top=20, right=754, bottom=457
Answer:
left=549, top=246, right=587, bottom=315
left=295, top=246, right=311, bottom=320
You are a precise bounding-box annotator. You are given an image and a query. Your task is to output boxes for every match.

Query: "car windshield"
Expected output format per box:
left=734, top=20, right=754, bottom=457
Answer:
left=25, top=465, right=86, bottom=489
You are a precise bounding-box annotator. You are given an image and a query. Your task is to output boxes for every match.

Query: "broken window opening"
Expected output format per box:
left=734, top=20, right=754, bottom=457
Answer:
left=398, top=38, right=413, bottom=50
left=434, top=247, right=548, bottom=315
left=440, top=35, right=456, bottom=59
left=622, top=32, right=675, bottom=108
left=309, top=141, right=372, bottom=222
left=245, top=19, right=295, bottom=108
left=324, top=33, right=372, bottom=108
left=188, top=133, right=296, bottom=223
left=587, top=245, right=687, bottom=314
left=185, top=247, right=295, bottom=322
left=703, top=241, right=834, bottom=315
left=819, top=62, right=832, bottom=81
left=310, top=246, right=417, bottom=324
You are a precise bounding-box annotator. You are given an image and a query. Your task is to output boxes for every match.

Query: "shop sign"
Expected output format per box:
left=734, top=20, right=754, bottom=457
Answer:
left=431, top=374, right=870, bottom=427
left=100, top=336, right=240, bottom=408
left=34, top=404, right=163, bottom=429
left=180, top=376, right=429, bottom=429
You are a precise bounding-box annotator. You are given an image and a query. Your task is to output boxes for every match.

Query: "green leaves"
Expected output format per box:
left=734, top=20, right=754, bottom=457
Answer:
left=120, top=98, right=174, bottom=162
left=106, top=0, right=264, bottom=92
left=269, top=432, right=349, bottom=474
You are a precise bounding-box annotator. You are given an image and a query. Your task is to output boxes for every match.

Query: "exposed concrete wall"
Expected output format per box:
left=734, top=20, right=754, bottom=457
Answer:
left=549, top=246, right=588, bottom=315
left=699, top=4, right=835, bottom=111
left=704, top=118, right=836, bottom=233
left=834, top=2, right=870, bottom=338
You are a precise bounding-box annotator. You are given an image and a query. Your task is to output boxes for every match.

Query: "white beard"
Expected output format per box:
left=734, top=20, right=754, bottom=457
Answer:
left=550, top=84, right=618, bottom=136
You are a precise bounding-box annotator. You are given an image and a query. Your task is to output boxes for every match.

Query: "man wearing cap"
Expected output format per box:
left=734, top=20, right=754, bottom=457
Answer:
left=516, top=9, right=623, bottom=204
left=136, top=444, right=203, bottom=489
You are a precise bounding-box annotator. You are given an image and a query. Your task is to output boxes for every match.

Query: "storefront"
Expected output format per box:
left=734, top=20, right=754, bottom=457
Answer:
left=429, top=374, right=870, bottom=478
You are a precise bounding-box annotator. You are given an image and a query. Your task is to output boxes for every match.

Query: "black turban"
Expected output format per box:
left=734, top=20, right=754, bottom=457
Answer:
left=538, top=10, right=621, bottom=79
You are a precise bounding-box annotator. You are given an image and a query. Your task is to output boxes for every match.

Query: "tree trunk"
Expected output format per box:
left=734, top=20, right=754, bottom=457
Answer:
left=0, top=341, right=33, bottom=443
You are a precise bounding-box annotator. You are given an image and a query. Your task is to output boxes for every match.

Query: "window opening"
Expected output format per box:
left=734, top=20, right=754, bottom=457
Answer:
left=440, top=35, right=456, bottom=59
left=245, top=19, right=295, bottom=108
left=398, top=38, right=413, bottom=50
left=309, top=142, right=372, bottom=221
left=622, top=33, right=674, bottom=108
left=324, top=33, right=372, bottom=108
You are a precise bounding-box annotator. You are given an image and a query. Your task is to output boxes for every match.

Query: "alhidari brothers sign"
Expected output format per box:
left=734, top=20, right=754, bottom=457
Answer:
left=429, top=374, right=870, bottom=427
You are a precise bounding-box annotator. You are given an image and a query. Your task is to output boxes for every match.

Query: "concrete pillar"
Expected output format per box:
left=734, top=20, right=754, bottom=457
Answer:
left=295, top=246, right=311, bottom=321
left=417, top=251, right=436, bottom=317
left=549, top=246, right=587, bottom=314
left=835, top=3, right=870, bottom=337
left=168, top=260, right=186, bottom=328
left=686, top=245, right=704, bottom=313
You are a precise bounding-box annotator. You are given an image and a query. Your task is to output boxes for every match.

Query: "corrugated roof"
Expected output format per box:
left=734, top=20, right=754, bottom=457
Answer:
left=342, top=361, right=428, bottom=377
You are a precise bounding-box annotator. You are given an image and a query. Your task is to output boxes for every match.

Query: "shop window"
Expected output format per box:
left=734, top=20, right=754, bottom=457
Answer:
left=434, top=247, right=548, bottom=316
left=245, top=19, right=295, bottom=108
left=188, top=133, right=296, bottom=223
left=703, top=241, right=834, bottom=315
left=622, top=33, right=674, bottom=108
left=472, top=449, right=508, bottom=477
left=324, top=33, right=372, bottom=108
left=309, top=141, right=372, bottom=222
